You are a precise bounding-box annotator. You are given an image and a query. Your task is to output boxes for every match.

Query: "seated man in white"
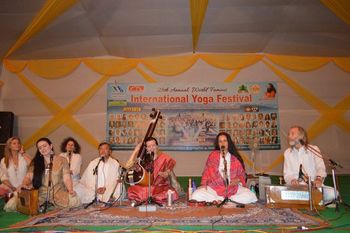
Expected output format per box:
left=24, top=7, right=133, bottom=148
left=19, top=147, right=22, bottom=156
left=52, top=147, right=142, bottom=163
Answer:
left=191, top=132, right=257, bottom=204
left=75, top=142, right=122, bottom=204
left=283, top=125, right=335, bottom=204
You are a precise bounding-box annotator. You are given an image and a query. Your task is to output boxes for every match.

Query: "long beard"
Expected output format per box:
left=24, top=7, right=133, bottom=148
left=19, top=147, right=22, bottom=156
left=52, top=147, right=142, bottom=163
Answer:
left=289, top=140, right=296, bottom=148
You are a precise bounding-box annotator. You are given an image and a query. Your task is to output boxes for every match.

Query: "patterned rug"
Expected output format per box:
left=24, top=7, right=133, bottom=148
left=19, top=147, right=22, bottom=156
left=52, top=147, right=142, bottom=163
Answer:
left=12, top=203, right=325, bottom=228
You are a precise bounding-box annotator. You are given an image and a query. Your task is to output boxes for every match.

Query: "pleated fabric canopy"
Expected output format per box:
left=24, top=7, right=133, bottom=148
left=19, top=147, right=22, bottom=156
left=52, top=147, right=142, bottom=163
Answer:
left=1, top=0, right=350, bottom=60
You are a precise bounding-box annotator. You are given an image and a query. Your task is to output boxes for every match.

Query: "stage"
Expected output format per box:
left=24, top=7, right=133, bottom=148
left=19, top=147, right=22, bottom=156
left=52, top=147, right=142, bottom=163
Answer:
left=0, top=175, right=349, bottom=232
left=0, top=203, right=330, bottom=232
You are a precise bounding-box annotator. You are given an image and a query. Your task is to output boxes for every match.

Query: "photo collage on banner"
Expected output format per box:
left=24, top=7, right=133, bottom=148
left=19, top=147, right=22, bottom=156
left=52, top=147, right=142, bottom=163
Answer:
left=107, top=82, right=280, bottom=151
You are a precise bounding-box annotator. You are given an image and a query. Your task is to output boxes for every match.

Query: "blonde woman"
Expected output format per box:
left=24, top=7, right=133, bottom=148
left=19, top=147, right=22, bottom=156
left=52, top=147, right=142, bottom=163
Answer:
left=0, top=137, right=31, bottom=195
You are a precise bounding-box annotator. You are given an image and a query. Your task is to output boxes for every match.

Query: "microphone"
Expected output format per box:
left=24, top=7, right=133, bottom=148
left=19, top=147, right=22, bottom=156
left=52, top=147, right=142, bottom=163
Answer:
left=298, top=164, right=307, bottom=183
left=67, top=150, right=72, bottom=167
left=220, top=145, right=225, bottom=155
left=298, top=164, right=303, bottom=181
left=289, top=139, right=304, bottom=148
left=49, top=150, right=54, bottom=162
left=144, top=151, right=154, bottom=173
left=329, top=159, right=343, bottom=169
left=93, top=155, right=105, bottom=175
left=220, top=145, right=229, bottom=186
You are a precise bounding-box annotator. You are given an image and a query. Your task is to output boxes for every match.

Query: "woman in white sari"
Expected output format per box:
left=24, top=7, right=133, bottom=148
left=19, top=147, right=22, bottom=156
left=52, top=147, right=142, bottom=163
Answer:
left=59, top=137, right=82, bottom=186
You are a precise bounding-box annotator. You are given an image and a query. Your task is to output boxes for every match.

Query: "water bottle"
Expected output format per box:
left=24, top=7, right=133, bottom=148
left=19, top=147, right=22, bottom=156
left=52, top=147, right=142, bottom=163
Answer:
left=167, top=189, right=174, bottom=207
left=192, top=179, right=197, bottom=192
left=188, top=178, right=192, bottom=200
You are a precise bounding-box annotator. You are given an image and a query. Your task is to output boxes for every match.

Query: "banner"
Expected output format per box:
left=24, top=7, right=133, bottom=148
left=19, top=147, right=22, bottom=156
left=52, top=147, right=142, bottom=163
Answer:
left=107, top=82, right=280, bottom=151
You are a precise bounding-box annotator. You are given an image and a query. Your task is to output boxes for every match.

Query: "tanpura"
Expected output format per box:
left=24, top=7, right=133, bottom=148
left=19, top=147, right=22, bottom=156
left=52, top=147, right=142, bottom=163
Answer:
left=123, top=108, right=162, bottom=186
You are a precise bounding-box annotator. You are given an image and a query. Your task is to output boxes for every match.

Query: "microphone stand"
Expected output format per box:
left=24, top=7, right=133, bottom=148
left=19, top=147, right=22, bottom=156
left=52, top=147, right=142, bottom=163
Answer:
left=308, top=175, right=314, bottom=211
left=135, top=152, right=162, bottom=207
left=300, top=140, right=349, bottom=212
left=39, top=153, right=54, bottom=213
left=68, top=151, right=72, bottom=169
left=217, top=148, right=245, bottom=208
left=298, top=164, right=314, bottom=211
left=85, top=156, right=104, bottom=209
left=106, top=165, right=127, bottom=207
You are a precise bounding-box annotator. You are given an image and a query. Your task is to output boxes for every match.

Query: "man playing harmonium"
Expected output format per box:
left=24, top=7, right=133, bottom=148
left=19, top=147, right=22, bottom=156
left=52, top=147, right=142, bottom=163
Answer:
left=191, top=132, right=257, bottom=204
left=283, top=125, right=335, bottom=204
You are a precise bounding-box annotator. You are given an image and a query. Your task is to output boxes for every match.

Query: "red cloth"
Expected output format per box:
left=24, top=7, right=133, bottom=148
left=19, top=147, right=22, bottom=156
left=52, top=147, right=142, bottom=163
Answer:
left=128, top=153, right=179, bottom=204
left=201, top=150, right=246, bottom=197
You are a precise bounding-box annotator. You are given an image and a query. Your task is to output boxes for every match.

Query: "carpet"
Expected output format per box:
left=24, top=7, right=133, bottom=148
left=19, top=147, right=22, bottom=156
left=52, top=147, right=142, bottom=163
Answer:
left=10, top=202, right=327, bottom=228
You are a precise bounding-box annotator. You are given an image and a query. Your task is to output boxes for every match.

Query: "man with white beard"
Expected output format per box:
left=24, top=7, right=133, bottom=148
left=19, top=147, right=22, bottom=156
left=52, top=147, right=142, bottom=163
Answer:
left=283, top=125, right=335, bottom=205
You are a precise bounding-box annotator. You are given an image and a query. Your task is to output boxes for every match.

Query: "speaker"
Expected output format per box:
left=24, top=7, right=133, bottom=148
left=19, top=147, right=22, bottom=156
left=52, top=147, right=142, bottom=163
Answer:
left=0, top=112, right=14, bottom=143
left=0, top=144, right=5, bottom=160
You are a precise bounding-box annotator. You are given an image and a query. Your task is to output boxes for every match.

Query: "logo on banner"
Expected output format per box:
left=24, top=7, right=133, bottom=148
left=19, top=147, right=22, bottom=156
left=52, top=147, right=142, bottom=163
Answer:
left=128, top=85, right=144, bottom=92
left=110, top=85, right=126, bottom=99
left=112, top=85, right=124, bottom=93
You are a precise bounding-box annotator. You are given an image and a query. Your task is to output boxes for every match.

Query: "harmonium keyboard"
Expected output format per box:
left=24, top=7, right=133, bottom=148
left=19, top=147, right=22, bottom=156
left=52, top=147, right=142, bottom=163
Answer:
left=265, top=185, right=324, bottom=210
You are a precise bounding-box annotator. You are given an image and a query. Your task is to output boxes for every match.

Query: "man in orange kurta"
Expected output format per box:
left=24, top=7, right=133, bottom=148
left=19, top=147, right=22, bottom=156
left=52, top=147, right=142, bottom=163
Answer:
left=127, top=137, right=178, bottom=204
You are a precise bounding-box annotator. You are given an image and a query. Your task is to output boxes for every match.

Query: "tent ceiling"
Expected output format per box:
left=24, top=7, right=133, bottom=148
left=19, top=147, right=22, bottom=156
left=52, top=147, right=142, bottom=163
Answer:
left=1, top=0, right=350, bottom=60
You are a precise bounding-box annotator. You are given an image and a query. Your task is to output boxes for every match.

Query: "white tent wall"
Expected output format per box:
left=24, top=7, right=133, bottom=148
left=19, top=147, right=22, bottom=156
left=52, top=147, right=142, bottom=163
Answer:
left=0, top=58, right=349, bottom=176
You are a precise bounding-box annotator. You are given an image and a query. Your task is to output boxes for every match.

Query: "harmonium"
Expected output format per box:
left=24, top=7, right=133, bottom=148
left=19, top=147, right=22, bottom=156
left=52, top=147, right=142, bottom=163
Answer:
left=17, top=188, right=39, bottom=215
left=265, top=185, right=324, bottom=210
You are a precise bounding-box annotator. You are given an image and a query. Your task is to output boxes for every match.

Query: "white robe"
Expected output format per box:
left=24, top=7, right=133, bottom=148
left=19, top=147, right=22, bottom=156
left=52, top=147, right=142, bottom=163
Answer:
left=75, top=157, right=121, bottom=203
left=59, top=152, right=82, bottom=185
left=283, top=145, right=326, bottom=184
left=192, top=185, right=258, bottom=204
left=283, top=145, right=335, bottom=203
left=0, top=155, right=28, bottom=189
